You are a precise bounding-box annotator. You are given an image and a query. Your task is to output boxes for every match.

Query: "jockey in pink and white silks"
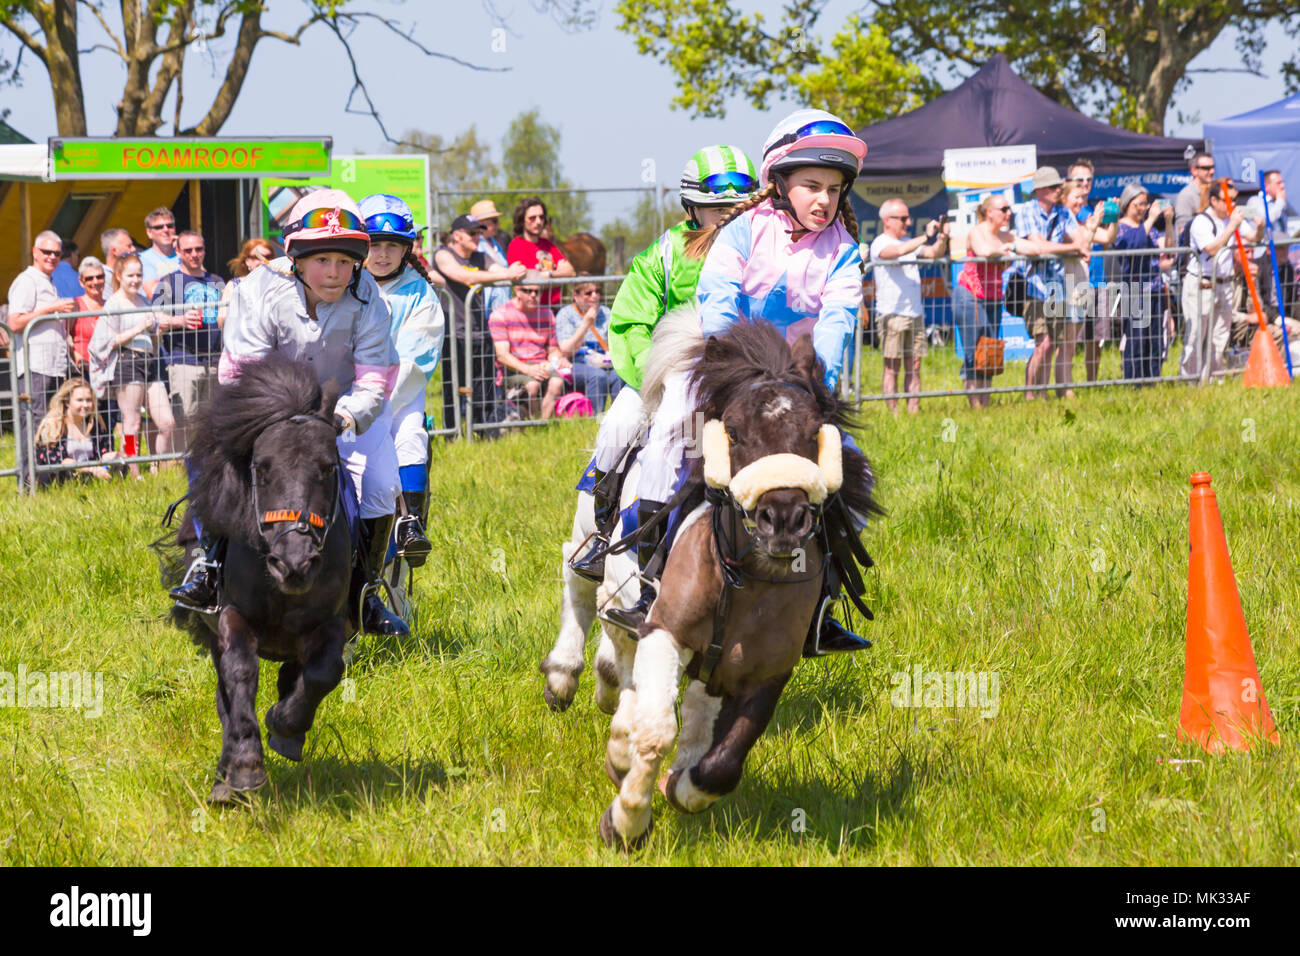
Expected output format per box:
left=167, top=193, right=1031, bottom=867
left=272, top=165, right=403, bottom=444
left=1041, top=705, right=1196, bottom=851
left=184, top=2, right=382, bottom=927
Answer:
left=601, top=109, right=872, bottom=656
left=170, top=189, right=409, bottom=638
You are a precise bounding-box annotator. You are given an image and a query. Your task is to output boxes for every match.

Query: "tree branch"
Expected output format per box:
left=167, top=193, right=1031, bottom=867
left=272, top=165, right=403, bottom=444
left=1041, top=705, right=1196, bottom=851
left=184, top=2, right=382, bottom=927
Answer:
left=76, top=0, right=125, bottom=60
left=341, top=11, right=512, bottom=71
left=1, top=15, right=50, bottom=68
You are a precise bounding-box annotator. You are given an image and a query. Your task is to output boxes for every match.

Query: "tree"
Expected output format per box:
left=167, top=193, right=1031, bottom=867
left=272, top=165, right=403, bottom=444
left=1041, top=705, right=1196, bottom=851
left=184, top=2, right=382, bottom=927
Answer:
left=492, top=108, right=592, bottom=238
left=613, top=0, right=933, bottom=128
left=615, top=0, right=1300, bottom=134
left=866, top=0, right=1300, bottom=134
left=599, top=190, right=677, bottom=271
left=398, top=125, right=500, bottom=198
left=0, top=1, right=589, bottom=139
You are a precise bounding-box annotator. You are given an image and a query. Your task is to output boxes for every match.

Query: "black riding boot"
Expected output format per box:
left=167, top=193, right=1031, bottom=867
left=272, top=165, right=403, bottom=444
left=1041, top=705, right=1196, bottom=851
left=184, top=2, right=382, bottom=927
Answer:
left=803, top=582, right=872, bottom=657
left=355, top=514, right=411, bottom=637
left=569, top=469, right=620, bottom=583
left=394, top=491, right=432, bottom=568
left=170, top=534, right=227, bottom=613
left=599, top=499, right=665, bottom=635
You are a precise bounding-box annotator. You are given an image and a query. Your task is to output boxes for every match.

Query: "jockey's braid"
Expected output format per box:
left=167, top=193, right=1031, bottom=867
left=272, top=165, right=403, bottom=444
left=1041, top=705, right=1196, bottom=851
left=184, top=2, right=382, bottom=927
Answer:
left=685, top=180, right=863, bottom=275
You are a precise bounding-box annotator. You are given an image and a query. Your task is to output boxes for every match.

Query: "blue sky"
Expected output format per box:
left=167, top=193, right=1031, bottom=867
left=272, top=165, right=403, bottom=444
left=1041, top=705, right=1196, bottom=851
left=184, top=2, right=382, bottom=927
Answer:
left=2, top=0, right=1293, bottom=227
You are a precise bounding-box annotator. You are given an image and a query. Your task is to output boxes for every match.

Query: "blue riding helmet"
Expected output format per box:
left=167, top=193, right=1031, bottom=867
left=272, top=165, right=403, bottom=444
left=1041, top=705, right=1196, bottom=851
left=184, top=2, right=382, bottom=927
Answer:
left=359, top=194, right=419, bottom=243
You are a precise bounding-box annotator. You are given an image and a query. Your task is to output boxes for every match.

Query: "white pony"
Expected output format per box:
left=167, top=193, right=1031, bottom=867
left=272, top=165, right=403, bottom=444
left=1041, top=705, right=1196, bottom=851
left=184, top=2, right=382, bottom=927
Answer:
left=539, top=307, right=704, bottom=729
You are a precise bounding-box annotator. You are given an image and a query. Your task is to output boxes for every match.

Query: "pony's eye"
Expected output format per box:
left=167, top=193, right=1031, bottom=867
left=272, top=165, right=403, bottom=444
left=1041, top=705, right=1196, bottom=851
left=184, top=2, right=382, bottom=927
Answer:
left=725, top=426, right=739, bottom=443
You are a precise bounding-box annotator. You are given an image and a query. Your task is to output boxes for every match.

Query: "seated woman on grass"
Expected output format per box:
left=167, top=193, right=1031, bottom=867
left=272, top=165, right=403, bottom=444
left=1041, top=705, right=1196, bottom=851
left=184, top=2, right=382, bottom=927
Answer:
left=34, top=377, right=123, bottom=486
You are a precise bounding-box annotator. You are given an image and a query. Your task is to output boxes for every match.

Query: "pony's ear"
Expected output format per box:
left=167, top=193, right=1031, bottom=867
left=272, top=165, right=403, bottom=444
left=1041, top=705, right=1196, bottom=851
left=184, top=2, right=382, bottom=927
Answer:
left=319, top=380, right=341, bottom=421
left=703, top=335, right=726, bottom=363
left=791, top=333, right=818, bottom=384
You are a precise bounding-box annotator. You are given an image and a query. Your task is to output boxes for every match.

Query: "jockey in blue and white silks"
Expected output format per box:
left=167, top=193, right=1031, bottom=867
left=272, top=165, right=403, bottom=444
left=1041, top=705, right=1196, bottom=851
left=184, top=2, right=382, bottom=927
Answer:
left=360, top=193, right=445, bottom=566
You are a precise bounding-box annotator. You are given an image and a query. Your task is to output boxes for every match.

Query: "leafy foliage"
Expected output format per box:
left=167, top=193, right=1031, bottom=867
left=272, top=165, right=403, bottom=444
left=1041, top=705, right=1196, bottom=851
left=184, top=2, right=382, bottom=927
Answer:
left=616, top=0, right=1300, bottom=134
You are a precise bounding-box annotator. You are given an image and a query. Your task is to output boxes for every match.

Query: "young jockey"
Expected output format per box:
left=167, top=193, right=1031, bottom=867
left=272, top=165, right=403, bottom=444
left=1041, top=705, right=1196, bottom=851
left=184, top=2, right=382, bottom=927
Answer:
left=359, top=193, right=445, bottom=566
left=169, top=189, right=409, bottom=638
left=603, top=109, right=871, bottom=656
left=568, top=145, right=759, bottom=585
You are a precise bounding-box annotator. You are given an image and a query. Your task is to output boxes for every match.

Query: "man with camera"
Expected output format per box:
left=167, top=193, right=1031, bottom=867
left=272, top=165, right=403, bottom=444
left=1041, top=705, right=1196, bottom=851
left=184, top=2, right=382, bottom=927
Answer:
left=869, top=198, right=949, bottom=413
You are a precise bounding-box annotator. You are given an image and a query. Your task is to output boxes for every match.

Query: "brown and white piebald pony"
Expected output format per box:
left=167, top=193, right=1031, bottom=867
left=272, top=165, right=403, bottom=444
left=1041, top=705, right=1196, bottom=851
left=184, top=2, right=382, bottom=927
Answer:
left=597, top=317, right=877, bottom=850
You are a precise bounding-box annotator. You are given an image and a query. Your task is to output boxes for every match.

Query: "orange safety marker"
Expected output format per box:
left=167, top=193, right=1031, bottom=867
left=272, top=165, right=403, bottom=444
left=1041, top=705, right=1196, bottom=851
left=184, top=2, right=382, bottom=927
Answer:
left=1177, top=473, right=1280, bottom=753
left=1221, top=180, right=1290, bottom=388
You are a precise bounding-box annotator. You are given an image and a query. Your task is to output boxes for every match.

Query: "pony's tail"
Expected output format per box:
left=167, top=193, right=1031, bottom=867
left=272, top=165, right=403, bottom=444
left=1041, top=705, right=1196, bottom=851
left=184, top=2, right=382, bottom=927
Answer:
left=683, top=183, right=778, bottom=262
left=640, top=302, right=704, bottom=417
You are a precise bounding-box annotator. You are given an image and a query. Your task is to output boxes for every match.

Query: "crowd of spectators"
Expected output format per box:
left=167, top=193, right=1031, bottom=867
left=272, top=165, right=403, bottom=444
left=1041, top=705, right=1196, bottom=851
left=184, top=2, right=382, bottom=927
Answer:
left=6, top=163, right=1297, bottom=485
left=864, top=152, right=1296, bottom=411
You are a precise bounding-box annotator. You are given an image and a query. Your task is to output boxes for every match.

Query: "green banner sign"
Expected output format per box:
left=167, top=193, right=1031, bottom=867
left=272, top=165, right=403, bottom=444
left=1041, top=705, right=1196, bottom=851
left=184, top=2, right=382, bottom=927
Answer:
left=261, top=154, right=430, bottom=242
left=51, top=137, right=332, bottom=179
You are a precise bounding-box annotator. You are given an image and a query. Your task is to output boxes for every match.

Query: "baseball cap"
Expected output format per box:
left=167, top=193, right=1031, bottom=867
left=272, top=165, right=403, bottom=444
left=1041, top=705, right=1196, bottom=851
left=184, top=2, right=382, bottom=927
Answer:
left=451, top=213, right=483, bottom=233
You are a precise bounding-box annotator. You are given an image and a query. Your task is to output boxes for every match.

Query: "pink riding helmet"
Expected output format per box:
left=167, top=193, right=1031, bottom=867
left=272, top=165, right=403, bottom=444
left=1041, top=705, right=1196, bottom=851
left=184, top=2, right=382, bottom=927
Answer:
left=283, top=189, right=370, bottom=261
left=759, top=108, right=867, bottom=189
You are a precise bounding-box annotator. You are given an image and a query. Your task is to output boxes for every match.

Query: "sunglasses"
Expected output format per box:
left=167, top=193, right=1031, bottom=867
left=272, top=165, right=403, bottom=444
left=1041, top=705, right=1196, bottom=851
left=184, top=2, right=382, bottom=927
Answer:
left=284, top=206, right=366, bottom=235
left=996, top=205, right=1012, bottom=213
left=83, top=274, right=105, bottom=282
left=36, top=247, right=61, bottom=257
left=1068, top=176, right=1092, bottom=183
left=364, top=211, right=415, bottom=235
left=765, top=119, right=856, bottom=156
left=149, top=222, right=176, bottom=231
left=1195, top=165, right=1215, bottom=171
left=517, top=287, right=541, bottom=294
left=180, top=246, right=205, bottom=254
left=886, top=214, right=912, bottom=221
left=698, top=171, right=758, bottom=196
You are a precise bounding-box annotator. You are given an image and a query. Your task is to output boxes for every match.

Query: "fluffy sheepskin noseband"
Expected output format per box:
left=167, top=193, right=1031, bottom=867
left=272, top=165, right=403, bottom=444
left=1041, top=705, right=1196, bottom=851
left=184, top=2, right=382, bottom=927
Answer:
left=701, top=419, right=843, bottom=511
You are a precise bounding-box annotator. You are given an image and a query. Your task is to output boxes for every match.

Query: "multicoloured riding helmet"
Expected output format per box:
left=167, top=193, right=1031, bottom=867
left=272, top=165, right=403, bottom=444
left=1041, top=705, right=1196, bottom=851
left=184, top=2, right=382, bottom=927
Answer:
left=680, top=145, right=760, bottom=208
left=760, top=109, right=866, bottom=190
left=359, top=193, right=419, bottom=243
left=282, top=189, right=370, bottom=261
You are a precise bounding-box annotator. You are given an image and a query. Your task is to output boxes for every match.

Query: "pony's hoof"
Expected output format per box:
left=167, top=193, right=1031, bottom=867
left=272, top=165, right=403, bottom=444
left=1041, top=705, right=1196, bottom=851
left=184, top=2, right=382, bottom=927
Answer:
left=224, top=764, right=267, bottom=793
left=208, top=780, right=236, bottom=804
left=268, top=733, right=305, bottom=762
left=598, top=806, right=652, bottom=852
left=605, top=753, right=628, bottom=787
left=542, top=683, right=572, bottom=714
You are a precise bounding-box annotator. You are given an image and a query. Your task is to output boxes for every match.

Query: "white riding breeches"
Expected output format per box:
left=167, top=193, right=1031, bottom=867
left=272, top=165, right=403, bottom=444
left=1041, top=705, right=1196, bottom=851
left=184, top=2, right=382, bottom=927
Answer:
left=391, top=391, right=428, bottom=468
left=637, top=370, right=697, bottom=504
left=593, top=386, right=645, bottom=473
left=338, top=400, right=400, bottom=519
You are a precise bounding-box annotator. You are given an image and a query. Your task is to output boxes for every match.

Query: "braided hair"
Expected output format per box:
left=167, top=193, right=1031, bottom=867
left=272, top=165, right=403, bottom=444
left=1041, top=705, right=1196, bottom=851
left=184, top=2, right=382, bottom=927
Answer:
left=684, top=183, right=778, bottom=261
left=684, top=178, right=864, bottom=275
left=402, top=247, right=434, bottom=284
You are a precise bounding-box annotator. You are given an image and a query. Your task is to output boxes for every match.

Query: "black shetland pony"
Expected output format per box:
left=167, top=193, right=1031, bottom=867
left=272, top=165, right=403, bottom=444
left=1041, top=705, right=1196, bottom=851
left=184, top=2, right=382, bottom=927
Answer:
left=162, top=355, right=352, bottom=803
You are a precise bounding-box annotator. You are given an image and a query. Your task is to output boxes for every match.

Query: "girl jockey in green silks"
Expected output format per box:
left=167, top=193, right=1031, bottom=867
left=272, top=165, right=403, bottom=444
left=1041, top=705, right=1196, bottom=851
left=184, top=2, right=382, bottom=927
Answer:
left=567, top=145, right=759, bottom=584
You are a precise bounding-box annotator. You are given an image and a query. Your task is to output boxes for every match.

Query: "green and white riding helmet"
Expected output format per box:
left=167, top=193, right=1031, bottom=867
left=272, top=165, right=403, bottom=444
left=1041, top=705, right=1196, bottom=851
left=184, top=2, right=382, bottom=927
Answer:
left=679, top=145, right=759, bottom=224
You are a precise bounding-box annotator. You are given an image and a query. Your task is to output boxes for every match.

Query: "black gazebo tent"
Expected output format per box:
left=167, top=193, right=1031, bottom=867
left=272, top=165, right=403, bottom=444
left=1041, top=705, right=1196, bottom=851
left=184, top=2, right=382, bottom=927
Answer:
left=854, top=54, right=1201, bottom=178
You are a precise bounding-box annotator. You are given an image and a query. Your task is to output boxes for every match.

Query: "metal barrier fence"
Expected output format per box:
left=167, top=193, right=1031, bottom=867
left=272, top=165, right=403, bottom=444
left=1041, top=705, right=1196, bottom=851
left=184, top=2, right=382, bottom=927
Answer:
left=459, top=273, right=628, bottom=441
left=853, top=235, right=1298, bottom=408
left=7, top=237, right=1295, bottom=488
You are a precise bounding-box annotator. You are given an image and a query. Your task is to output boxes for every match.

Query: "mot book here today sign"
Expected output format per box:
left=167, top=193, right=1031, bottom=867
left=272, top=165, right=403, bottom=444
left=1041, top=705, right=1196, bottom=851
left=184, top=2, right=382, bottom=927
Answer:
left=49, top=137, right=332, bottom=180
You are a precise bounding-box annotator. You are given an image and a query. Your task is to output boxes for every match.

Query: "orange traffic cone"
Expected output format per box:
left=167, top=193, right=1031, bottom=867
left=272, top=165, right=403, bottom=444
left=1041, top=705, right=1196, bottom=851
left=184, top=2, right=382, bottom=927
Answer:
left=1241, top=327, right=1291, bottom=388
left=1178, top=473, right=1280, bottom=753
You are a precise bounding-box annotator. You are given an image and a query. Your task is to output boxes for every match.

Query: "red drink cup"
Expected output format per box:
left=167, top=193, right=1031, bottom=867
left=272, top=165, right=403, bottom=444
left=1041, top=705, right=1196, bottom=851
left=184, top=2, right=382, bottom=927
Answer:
left=124, top=434, right=137, bottom=456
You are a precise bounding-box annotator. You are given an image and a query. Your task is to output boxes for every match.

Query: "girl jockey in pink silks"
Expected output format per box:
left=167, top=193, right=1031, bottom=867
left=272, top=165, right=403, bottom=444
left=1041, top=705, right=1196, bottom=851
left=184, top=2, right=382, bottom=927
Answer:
left=358, top=193, right=446, bottom=567
left=169, top=189, right=409, bottom=638
left=601, top=109, right=872, bottom=656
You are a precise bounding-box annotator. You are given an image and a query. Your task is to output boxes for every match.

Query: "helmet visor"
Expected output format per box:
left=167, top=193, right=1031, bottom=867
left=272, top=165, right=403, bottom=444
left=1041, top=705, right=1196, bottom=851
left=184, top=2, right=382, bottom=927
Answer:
left=285, top=206, right=366, bottom=235
left=765, top=119, right=856, bottom=157
left=364, top=211, right=416, bottom=237
left=700, top=171, right=758, bottom=196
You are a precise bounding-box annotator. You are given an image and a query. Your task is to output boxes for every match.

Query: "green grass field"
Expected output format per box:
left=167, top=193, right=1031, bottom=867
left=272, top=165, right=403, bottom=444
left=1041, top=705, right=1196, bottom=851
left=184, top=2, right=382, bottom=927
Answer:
left=2, top=374, right=1297, bottom=865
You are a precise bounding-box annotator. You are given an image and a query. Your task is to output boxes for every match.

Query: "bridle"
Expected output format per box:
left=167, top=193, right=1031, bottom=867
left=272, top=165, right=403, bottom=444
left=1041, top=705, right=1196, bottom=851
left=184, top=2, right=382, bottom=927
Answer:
left=249, top=414, right=341, bottom=558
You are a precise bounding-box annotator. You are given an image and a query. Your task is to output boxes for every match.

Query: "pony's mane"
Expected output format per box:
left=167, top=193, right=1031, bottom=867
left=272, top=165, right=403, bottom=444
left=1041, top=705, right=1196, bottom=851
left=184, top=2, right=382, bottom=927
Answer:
left=187, top=354, right=336, bottom=546
left=640, top=302, right=704, bottom=417
left=690, top=319, right=879, bottom=521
